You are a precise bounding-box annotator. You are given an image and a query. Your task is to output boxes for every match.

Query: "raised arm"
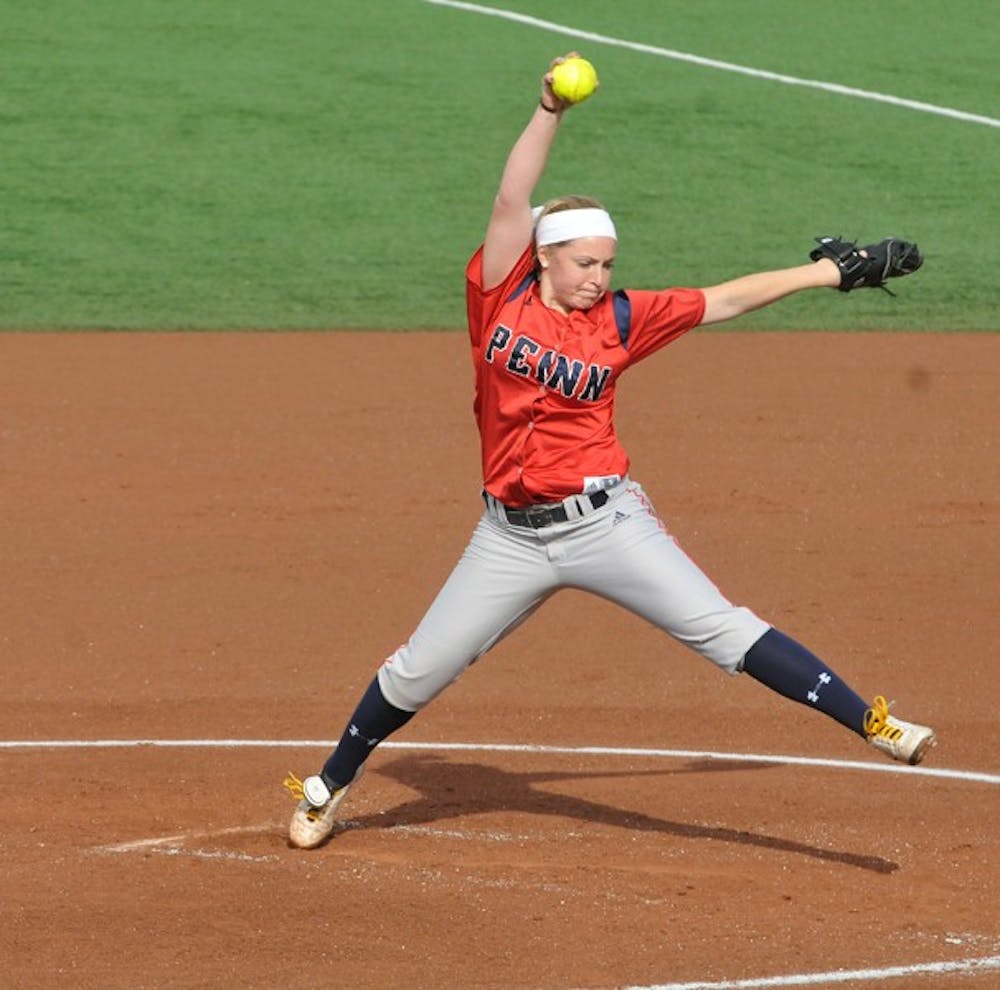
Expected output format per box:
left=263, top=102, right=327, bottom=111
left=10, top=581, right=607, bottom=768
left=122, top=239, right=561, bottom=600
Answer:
left=481, top=56, right=576, bottom=291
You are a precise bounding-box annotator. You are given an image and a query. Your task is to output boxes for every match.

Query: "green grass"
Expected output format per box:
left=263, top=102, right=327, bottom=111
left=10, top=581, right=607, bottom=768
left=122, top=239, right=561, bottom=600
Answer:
left=2, top=1, right=997, bottom=330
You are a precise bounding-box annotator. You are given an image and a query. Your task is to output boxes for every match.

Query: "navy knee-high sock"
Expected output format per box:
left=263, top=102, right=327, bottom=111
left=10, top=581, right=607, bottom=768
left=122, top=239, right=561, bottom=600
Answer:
left=321, top=676, right=415, bottom=789
left=742, top=628, right=869, bottom=737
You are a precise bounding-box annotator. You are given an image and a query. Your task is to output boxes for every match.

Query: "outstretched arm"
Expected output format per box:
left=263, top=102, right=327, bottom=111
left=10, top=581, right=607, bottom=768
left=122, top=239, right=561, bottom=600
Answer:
left=481, top=57, right=575, bottom=291
left=699, top=259, right=840, bottom=326
left=699, top=236, right=923, bottom=325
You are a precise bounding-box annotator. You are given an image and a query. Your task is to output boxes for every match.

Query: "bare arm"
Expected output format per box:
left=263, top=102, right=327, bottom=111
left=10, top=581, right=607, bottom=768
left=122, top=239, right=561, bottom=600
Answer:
left=698, top=258, right=840, bottom=326
left=481, top=58, right=575, bottom=291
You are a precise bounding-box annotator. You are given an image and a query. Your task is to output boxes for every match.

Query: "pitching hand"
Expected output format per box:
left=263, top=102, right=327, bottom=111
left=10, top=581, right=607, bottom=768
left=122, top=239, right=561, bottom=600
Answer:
left=541, top=52, right=581, bottom=113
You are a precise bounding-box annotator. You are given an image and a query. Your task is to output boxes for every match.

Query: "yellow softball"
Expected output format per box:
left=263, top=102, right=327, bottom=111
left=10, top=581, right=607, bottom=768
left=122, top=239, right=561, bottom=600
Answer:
left=550, top=56, right=599, bottom=105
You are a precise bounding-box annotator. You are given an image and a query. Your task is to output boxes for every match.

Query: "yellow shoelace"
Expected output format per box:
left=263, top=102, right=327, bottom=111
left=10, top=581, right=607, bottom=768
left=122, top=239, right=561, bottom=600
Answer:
left=864, top=695, right=902, bottom=740
left=282, top=771, right=306, bottom=802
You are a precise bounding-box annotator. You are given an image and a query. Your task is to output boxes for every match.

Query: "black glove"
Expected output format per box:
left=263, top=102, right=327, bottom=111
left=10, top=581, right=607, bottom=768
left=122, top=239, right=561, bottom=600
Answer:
left=809, top=236, right=923, bottom=294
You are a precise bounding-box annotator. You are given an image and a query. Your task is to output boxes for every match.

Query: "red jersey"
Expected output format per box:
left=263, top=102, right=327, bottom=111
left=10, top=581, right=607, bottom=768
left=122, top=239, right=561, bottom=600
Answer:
left=466, top=245, right=705, bottom=506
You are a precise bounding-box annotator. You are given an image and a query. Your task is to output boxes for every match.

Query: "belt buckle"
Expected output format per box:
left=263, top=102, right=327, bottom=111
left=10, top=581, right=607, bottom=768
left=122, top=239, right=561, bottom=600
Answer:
left=523, top=504, right=555, bottom=529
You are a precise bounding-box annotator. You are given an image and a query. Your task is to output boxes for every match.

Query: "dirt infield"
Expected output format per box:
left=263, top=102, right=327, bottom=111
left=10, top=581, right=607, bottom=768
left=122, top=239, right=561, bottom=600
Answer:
left=1, top=331, right=997, bottom=989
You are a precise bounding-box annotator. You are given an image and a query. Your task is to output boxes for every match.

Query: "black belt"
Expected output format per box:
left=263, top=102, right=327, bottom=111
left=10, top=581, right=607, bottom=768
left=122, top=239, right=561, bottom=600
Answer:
left=490, top=489, right=609, bottom=529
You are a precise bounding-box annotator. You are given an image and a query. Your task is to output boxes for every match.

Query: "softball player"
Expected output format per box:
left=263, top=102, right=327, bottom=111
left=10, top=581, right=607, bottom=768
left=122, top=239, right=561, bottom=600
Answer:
left=285, top=55, right=934, bottom=848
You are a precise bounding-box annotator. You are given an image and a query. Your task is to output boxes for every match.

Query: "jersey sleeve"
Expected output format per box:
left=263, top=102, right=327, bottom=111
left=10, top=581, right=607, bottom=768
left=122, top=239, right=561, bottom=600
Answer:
left=466, top=245, right=535, bottom=349
left=618, top=287, right=706, bottom=364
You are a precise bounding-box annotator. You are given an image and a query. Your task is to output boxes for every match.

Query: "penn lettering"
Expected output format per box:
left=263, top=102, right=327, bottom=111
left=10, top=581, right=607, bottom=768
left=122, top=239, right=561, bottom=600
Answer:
left=535, top=350, right=556, bottom=383
left=488, top=328, right=613, bottom=403
left=547, top=354, right=585, bottom=397
left=485, top=325, right=512, bottom=363
left=580, top=364, right=612, bottom=401
left=506, top=335, right=539, bottom=375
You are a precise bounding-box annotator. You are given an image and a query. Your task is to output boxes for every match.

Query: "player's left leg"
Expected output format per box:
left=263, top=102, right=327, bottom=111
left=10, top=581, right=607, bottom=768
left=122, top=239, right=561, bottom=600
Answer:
left=562, top=481, right=935, bottom=764
left=561, top=480, right=769, bottom=671
left=740, top=627, right=935, bottom=764
left=740, top=627, right=869, bottom=736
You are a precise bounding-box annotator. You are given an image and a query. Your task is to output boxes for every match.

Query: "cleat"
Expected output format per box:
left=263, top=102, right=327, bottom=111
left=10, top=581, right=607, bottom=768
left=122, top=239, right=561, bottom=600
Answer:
left=864, top=695, right=936, bottom=765
left=283, top=766, right=364, bottom=849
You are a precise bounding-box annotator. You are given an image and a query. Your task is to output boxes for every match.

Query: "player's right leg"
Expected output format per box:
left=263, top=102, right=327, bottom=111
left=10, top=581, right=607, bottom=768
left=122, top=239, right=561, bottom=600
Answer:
left=286, top=513, right=558, bottom=848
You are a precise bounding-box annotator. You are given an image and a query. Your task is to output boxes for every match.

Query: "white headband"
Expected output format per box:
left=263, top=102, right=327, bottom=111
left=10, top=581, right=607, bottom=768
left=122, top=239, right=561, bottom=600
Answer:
left=534, top=207, right=617, bottom=247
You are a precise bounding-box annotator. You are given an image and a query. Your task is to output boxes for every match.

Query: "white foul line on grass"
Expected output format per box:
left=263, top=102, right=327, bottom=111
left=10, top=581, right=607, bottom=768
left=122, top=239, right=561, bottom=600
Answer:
left=3, top=738, right=997, bottom=787
left=625, top=953, right=1000, bottom=989
left=421, top=0, right=1000, bottom=129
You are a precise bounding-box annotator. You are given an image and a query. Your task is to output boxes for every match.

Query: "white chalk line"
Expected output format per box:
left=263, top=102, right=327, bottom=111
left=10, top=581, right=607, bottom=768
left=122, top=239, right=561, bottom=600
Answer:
left=92, top=822, right=280, bottom=863
left=4, top=738, right=997, bottom=786
left=625, top=953, right=1000, bottom=989
left=142, top=846, right=278, bottom=864
left=354, top=821, right=531, bottom=843
left=421, top=0, right=1000, bottom=129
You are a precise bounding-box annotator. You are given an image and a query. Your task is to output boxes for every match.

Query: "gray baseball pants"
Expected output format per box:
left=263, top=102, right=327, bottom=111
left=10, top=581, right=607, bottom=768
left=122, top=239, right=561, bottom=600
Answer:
left=377, top=479, right=770, bottom=712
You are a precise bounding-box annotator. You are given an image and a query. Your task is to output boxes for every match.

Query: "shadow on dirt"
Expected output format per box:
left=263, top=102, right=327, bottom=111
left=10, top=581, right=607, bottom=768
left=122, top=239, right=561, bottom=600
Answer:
left=341, top=753, right=898, bottom=874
